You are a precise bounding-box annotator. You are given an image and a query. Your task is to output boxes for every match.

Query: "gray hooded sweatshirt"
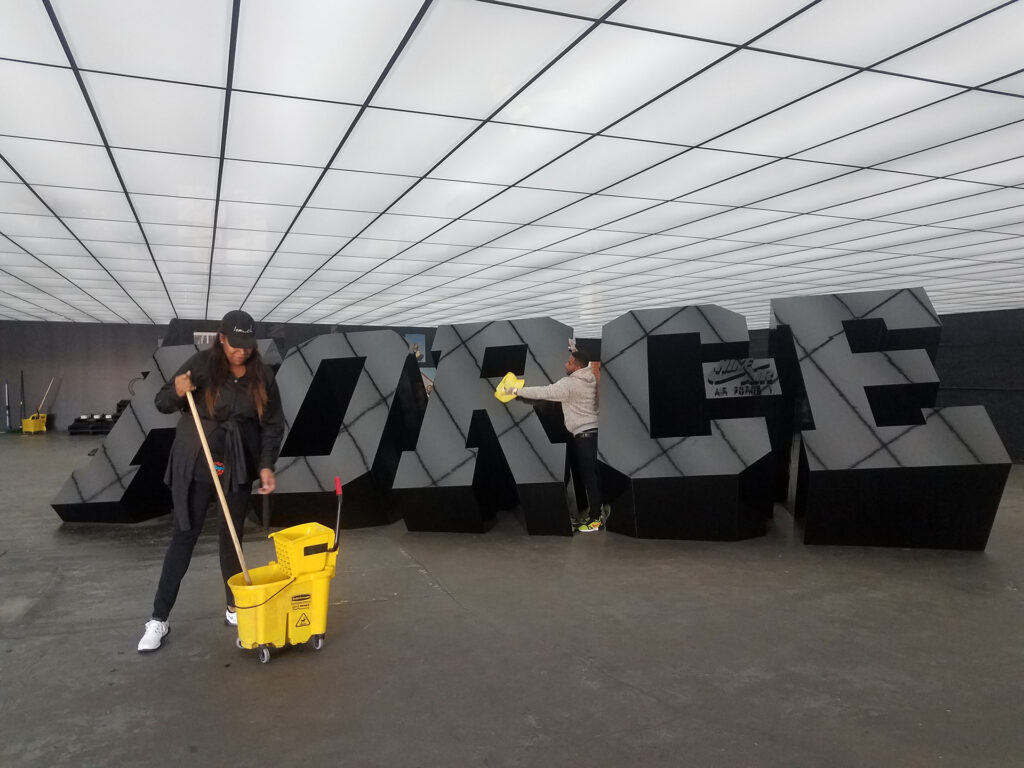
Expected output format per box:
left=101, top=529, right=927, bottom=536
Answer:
left=516, top=365, right=599, bottom=436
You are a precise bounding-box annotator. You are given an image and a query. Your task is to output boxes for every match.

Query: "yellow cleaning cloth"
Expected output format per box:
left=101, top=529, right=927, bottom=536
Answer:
left=494, top=371, right=526, bottom=403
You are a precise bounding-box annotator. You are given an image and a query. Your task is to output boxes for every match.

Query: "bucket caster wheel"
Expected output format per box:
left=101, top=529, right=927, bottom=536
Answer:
left=310, top=634, right=324, bottom=650
left=257, top=646, right=271, bottom=664
left=235, top=638, right=245, bottom=650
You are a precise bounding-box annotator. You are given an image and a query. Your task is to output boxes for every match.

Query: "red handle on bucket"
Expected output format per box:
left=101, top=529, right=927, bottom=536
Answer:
left=331, top=476, right=343, bottom=553
left=335, top=476, right=343, bottom=496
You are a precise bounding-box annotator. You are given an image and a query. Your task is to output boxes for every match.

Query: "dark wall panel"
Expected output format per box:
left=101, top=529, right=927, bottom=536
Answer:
left=0, top=320, right=164, bottom=432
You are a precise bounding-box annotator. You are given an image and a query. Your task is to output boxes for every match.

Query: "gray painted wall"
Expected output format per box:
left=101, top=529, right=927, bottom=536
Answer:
left=0, top=320, right=165, bottom=432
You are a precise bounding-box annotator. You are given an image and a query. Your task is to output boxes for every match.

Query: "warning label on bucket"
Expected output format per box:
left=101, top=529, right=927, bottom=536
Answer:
left=295, top=613, right=311, bottom=627
left=290, top=593, right=311, bottom=611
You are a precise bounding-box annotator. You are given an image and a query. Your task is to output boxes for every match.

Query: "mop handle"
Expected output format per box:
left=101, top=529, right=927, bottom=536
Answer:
left=185, top=390, right=251, bottom=585
left=36, top=377, right=55, bottom=414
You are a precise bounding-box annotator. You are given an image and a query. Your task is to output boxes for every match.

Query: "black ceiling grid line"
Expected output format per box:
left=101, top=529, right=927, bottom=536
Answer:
left=473, top=0, right=1024, bottom=102
left=0, top=244, right=105, bottom=322
left=261, top=0, right=633, bottom=323
left=317, top=2, right=1023, bottom=323
left=314, top=4, right=1024, bottom=326
left=340, top=7, right=1024, bottom=319
left=288, top=1, right=830, bottom=324
left=203, top=0, right=242, bottom=319
left=237, top=0, right=437, bottom=311
left=336, top=68, right=1024, bottom=327
left=0, top=152, right=137, bottom=323
left=39, top=0, right=172, bottom=324
left=0, top=274, right=81, bottom=322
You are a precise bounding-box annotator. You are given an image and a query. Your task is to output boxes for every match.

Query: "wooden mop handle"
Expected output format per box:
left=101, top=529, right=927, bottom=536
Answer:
left=185, top=390, right=251, bottom=585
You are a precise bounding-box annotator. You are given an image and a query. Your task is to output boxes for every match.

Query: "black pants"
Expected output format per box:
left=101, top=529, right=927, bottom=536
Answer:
left=152, top=479, right=251, bottom=621
left=573, top=430, right=602, bottom=518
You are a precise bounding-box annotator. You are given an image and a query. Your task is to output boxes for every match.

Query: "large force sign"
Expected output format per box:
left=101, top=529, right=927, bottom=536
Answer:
left=52, top=288, right=1010, bottom=550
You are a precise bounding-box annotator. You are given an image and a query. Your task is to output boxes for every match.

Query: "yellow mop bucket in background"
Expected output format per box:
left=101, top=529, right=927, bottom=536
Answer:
left=229, top=478, right=344, bottom=664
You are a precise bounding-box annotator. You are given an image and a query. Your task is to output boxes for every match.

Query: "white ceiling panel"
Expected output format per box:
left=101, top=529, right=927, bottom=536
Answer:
left=333, top=108, right=473, bottom=178
left=82, top=72, right=223, bottom=156
left=0, top=61, right=99, bottom=144
left=1, top=2, right=1022, bottom=329
left=375, top=0, right=589, bottom=117
left=498, top=23, right=726, bottom=133
left=227, top=92, right=359, bottom=166
left=233, top=0, right=425, bottom=102
left=613, top=50, right=849, bottom=146
left=52, top=0, right=231, bottom=86
left=756, top=0, right=1007, bottom=67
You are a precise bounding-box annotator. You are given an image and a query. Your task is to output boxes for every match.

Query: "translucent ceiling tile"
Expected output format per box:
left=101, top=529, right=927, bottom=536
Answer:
left=0, top=137, right=120, bottom=190
left=132, top=194, right=215, bottom=228
left=151, top=244, right=208, bottom=264
left=112, top=148, right=218, bottom=199
left=289, top=207, right=375, bottom=240
left=952, top=156, right=1024, bottom=187
left=220, top=160, right=322, bottom=207
left=0, top=212, right=70, bottom=239
left=767, top=170, right=932, bottom=214
left=556, top=229, right=642, bottom=254
left=488, top=224, right=583, bottom=251
left=214, top=228, right=279, bottom=252
left=820, top=178, right=987, bottom=220
left=82, top=72, right=223, bottom=156
left=528, top=136, right=681, bottom=194
left=67, top=219, right=142, bottom=243
left=498, top=23, right=726, bottom=133
left=683, top=160, right=850, bottom=207
left=601, top=234, right=695, bottom=257
left=0, top=183, right=53, bottom=216
left=52, top=0, right=230, bottom=86
left=605, top=148, right=771, bottom=201
left=263, top=252, right=328, bottom=270
left=0, top=0, right=68, bottom=65
left=988, top=71, right=1024, bottom=97
left=333, top=108, right=474, bottom=178
left=511, top=1, right=617, bottom=15
left=613, top=50, right=848, bottom=146
left=218, top=201, right=296, bottom=232
left=357, top=213, right=450, bottom=244
left=452, top=246, right=530, bottom=265
left=707, top=73, right=960, bottom=157
left=757, top=0, right=1006, bottom=67
left=536, top=194, right=655, bottom=229
left=595, top=201, right=720, bottom=234
left=798, top=91, right=1024, bottom=167
left=431, top=122, right=584, bottom=186
left=610, top=0, right=810, bottom=43
left=423, top=219, right=519, bottom=248
left=335, top=237, right=410, bottom=260
left=782, top=220, right=911, bottom=248
left=880, top=121, right=1024, bottom=177
left=227, top=92, right=358, bottom=167
left=34, top=187, right=133, bottom=222
left=885, top=188, right=1024, bottom=226
left=311, top=170, right=415, bottom=213
left=667, top=208, right=793, bottom=239
left=388, top=178, right=499, bottom=218
left=470, top=187, right=586, bottom=224
left=938, top=205, right=1024, bottom=231
left=0, top=62, right=101, bottom=144
left=882, top=2, right=1024, bottom=85
left=733, top=214, right=852, bottom=245
left=374, top=0, right=589, bottom=117
left=234, top=0, right=423, bottom=101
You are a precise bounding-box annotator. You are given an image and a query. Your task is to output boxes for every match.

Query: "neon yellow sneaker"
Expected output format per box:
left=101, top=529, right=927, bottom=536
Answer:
left=577, top=519, right=602, bottom=533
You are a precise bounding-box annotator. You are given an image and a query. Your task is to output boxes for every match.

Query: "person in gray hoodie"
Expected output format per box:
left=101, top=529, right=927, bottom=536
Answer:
left=505, top=349, right=605, bottom=532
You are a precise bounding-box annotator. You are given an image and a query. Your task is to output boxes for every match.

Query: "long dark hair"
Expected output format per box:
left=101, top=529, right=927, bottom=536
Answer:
left=204, top=341, right=271, bottom=421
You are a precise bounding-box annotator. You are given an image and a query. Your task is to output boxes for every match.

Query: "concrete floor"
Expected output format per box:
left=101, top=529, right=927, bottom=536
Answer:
left=1, top=433, right=1022, bottom=768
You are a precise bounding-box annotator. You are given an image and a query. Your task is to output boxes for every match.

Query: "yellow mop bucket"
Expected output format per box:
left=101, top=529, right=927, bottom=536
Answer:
left=228, top=479, right=344, bottom=664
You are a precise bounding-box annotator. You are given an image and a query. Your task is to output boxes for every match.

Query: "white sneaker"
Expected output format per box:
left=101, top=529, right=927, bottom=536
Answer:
left=224, top=608, right=237, bottom=627
left=137, top=619, right=169, bottom=652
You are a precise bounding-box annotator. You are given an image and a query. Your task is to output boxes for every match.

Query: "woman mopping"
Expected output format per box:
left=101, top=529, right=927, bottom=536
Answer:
left=138, top=310, right=285, bottom=652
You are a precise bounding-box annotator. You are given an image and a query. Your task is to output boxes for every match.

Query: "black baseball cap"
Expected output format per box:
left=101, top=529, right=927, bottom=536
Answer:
left=220, top=310, right=257, bottom=349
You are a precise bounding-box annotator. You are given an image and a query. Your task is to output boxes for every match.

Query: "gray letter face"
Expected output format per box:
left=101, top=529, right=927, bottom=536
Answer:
left=771, top=287, right=1010, bottom=549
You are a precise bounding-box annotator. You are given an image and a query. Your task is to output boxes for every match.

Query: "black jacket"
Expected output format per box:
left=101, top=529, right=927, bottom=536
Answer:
left=155, top=348, right=285, bottom=529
